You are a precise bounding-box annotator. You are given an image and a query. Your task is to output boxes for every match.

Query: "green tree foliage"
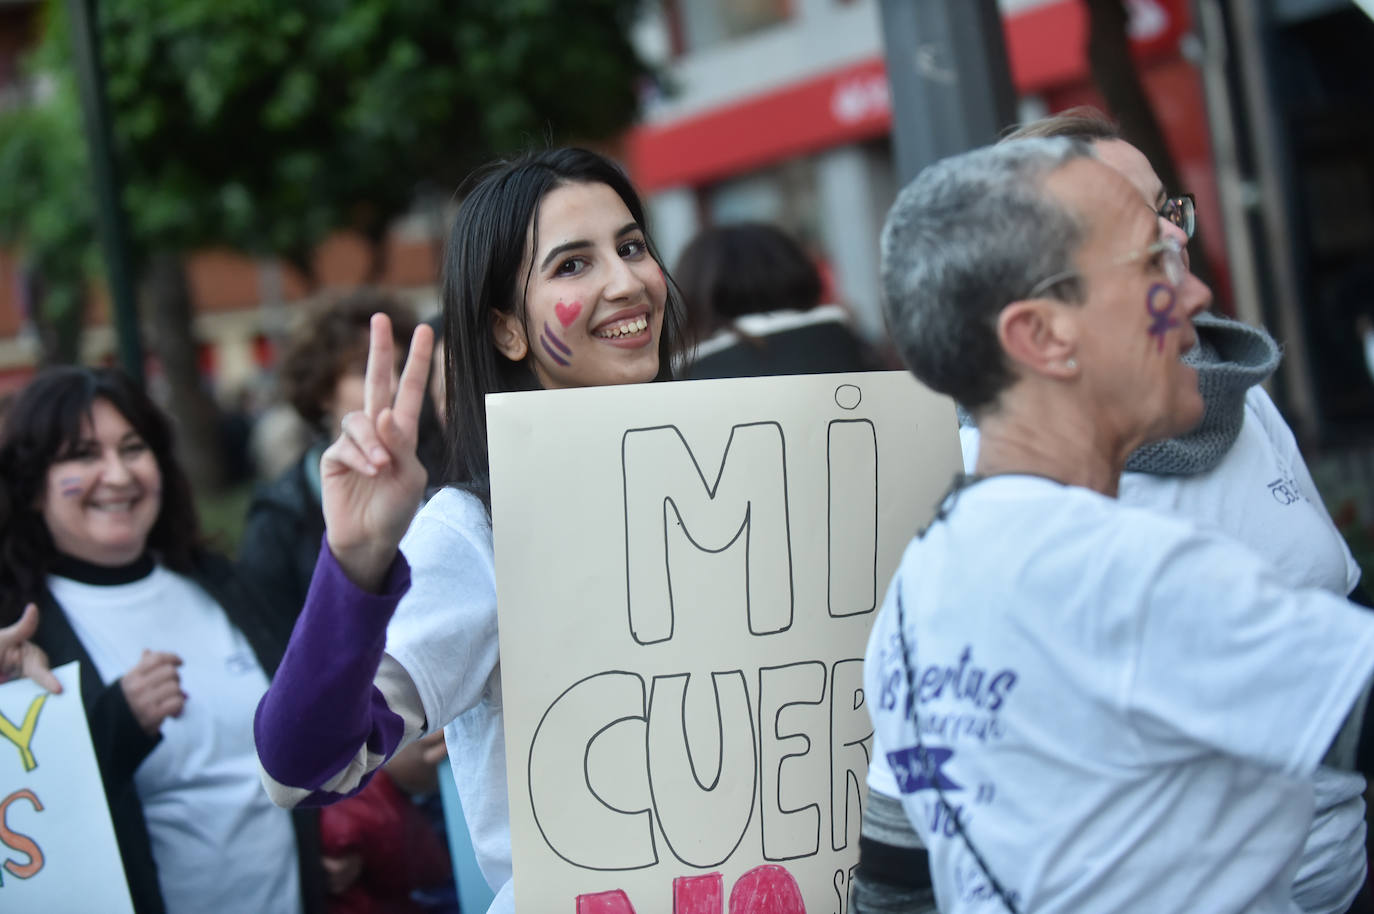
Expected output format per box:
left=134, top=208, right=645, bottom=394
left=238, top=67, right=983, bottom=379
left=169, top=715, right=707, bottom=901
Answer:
left=0, top=0, right=651, bottom=487
left=95, top=0, right=650, bottom=274
left=0, top=74, right=98, bottom=364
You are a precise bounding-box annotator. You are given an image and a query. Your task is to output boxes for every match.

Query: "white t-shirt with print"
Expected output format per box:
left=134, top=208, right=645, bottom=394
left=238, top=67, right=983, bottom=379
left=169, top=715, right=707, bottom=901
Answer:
left=864, top=476, right=1374, bottom=913
left=53, top=566, right=301, bottom=914
left=1122, top=388, right=1367, bottom=911
left=876, top=388, right=1367, bottom=909
left=869, top=389, right=1366, bottom=912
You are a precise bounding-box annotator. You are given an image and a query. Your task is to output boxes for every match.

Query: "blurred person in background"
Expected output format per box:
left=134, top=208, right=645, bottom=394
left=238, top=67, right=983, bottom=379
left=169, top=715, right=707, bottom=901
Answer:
left=855, top=110, right=1372, bottom=914
left=249, top=400, right=314, bottom=483
left=677, top=222, right=880, bottom=378
left=0, top=365, right=324, bottom=914
left=425, top=314, right=447, bottom=428
left=239, top=290, right=443, bottom=626
left=317, top=733, right=456, bottom=914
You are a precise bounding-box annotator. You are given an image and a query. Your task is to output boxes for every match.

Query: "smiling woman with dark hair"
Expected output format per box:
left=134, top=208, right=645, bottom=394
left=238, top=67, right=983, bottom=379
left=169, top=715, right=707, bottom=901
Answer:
left=0, top=366, right=323, bottom=914
left=254, top=146, right=691, bottom=914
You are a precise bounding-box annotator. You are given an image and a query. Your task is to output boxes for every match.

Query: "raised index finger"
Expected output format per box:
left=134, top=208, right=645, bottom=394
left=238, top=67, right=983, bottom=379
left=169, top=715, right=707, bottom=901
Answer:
left=391, top=323, right=434, bottom=436
left=363, top=313, right=396, bottom=419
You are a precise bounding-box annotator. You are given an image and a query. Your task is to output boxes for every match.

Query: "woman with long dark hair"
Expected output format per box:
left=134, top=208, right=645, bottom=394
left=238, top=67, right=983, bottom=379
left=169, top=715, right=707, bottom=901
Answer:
left=0, top=366, right=322, bottom=914
left=255, top=147, right=690, bottom=913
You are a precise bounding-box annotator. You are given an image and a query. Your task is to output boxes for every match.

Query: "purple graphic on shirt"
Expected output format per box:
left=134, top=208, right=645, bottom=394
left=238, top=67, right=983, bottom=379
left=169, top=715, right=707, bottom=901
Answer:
left=1146, top=282, right=1179, bottom=353
left=887, top=745, right=962, bottom=794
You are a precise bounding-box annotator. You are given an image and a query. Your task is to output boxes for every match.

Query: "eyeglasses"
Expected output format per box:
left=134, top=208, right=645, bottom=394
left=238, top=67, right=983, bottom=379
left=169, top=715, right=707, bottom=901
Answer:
left=1027, top=235, right=1188, bottom=300
left=1159, top=194, right=1195, bottom=239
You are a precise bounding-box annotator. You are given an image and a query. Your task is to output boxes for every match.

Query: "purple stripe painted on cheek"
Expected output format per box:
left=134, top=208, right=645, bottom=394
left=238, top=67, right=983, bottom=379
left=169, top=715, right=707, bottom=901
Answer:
left=58, top=477, right=84, bottom=498
left=543, top=322, right=572, bottom=355
left=539, top=333, right=571, bottom=367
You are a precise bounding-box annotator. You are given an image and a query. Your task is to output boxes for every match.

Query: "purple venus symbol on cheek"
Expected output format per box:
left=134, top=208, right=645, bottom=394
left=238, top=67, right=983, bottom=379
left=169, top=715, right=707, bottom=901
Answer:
left=1146, top=282, right=1180, bottom=353
left=539, top=321, right=571, bottom=367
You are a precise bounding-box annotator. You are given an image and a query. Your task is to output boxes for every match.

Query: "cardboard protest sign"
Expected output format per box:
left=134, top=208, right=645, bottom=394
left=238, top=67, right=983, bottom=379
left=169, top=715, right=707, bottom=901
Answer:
left=0, top=662, right=134, bottom=913
left=489, top=371, right=962, bottom=912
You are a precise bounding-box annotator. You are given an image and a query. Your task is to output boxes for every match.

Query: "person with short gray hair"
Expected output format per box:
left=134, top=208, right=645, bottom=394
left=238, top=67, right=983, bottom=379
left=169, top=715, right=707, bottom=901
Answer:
left=863, top=138, right=1374, bottom=913
left=857, top=116, right=1371, bottom=914
left=880, top=137, right=1090, bottom=413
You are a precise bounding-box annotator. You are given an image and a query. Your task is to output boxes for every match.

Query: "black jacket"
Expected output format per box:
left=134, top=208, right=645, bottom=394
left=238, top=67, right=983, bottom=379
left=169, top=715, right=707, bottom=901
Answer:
left=687, top=310, right=882, bottom=380
left=238, top=455, right=326, bottom=627
left=34, top=552, right=325, bottom=914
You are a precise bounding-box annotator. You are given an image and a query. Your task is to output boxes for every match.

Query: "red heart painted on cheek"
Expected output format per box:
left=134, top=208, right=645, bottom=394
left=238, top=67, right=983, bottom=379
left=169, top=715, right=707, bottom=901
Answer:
left=554, top=301, right=582, bottom=328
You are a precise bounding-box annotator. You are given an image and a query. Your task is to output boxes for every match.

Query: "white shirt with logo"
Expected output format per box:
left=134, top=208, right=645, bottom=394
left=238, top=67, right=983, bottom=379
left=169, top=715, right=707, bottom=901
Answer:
left=53, top=566, right=301, bottom=914
left=872, top=386, right=1367, bottom=913
left=864, top=475, right=1374, bottom=913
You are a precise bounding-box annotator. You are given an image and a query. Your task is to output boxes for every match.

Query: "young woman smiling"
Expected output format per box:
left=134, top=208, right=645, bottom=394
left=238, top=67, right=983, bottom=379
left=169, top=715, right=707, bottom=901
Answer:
left=255, top=148, right=689, bottom=914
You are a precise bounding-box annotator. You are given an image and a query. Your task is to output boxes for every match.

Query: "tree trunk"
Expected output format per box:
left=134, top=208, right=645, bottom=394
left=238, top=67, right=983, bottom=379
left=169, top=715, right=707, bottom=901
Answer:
left=1083, top=0, right=1217, bottom=292
left=25, top=270, right=85, bottom=367
left=141, top=251, right=226, bottom=493
left=365, top=225, right=390, bottom=285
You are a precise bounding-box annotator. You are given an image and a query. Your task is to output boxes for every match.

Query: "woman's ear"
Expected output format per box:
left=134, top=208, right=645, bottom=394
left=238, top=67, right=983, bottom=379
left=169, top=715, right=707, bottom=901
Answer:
left=490, top=309, right=529, bottom=362
left=997, top=299, right=1079, bottom=379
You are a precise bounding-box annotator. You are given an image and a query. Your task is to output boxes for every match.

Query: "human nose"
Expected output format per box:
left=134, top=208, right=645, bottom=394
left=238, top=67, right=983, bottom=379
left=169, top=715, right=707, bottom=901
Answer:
left=1178, top=269, right=1212, bottom=321
left=603, top=251, right=647, bottom=301
left=99, top=448, right=135, bottom=484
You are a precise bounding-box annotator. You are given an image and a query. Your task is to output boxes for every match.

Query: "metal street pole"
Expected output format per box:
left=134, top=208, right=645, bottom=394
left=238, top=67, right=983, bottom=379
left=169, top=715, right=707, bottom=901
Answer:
left=66, top=0, right=143, bottom=385
left=878, top=0, right=1018, bottom=186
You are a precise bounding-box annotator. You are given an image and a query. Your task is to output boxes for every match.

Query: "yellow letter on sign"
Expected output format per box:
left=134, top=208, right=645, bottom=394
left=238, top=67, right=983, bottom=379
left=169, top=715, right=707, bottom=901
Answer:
left=0, top=694, right=48, bottom=772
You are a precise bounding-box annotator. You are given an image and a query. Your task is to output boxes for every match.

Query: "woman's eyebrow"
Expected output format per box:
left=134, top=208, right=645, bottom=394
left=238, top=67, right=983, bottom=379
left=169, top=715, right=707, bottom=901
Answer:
left=540, top=222, right=644, bottom=270
left=540, top=239, right=590, bottom=271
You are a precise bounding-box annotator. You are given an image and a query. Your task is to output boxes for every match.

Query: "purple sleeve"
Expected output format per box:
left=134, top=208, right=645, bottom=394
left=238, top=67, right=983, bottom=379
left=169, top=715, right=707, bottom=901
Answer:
left=254, top=539, right=412, bottom=806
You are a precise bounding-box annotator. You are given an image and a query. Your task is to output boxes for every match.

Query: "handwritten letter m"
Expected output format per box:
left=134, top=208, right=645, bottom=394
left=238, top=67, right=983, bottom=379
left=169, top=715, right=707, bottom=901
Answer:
left=622, top=423, right=793, bottom=644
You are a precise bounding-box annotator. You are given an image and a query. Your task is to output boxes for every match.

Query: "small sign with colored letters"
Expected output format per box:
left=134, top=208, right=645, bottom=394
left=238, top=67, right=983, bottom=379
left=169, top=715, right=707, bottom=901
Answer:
left=0, top=661, right=134, bottom=913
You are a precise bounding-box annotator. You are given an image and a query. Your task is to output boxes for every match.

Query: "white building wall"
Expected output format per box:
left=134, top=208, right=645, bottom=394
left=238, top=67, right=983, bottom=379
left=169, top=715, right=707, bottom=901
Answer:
left=632, top=0, right=1068, bottom=343
left=815, top=144, right=887, bottom=340
left=638, top=1, right=884, bottom=126
left=637, top=0, right=1059, bottom=125
left=646, top=187, right=701, bottom=275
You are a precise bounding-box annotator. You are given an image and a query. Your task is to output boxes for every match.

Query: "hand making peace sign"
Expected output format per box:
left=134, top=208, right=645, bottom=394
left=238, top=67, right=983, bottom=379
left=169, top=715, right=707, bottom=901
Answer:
left=321, top=314, right=435, bottom=592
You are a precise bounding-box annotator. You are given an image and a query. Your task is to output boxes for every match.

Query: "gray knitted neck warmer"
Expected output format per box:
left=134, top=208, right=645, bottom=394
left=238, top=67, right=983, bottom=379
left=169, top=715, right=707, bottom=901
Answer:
left=955, top=313, right=1281, bottom=476
left=1124, top=311, right=1280, bottom=475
